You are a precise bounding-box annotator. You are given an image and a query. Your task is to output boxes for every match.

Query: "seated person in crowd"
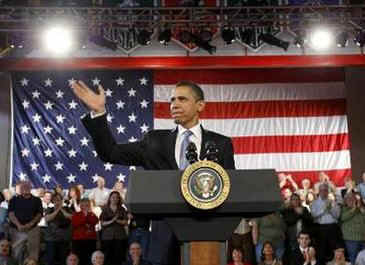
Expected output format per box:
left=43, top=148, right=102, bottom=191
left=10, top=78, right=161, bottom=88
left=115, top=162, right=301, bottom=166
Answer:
left=326, top=245, right=351, bottom=265
left=288, top=231, right=313, bottom=265
left=91, top=250, right=104, bottom=265
left=123, top=242, right=152, bottom=265
left=227, top=247, right=252, bottom=265
left=0, top=238, right=17, bottom=265
left=257, top=241, right=282, bottom=265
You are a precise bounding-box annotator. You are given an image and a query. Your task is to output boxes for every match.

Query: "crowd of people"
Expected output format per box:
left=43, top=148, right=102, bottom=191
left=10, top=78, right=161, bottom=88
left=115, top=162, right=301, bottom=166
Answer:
left=0, top=172, right=365, bottom=265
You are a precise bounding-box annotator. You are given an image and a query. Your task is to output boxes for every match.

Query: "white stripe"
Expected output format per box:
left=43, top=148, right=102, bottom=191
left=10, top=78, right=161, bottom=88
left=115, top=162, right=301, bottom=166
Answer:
left=154, top=115, right=348, bottom=137
left=9, top=80, right=14, bottom=188
left=154, top=82, right=346, bottom=102
left=234, top=150, right=351, bottom=171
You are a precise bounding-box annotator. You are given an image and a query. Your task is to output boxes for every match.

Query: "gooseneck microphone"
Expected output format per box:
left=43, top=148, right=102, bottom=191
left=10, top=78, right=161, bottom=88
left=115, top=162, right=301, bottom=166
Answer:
left=185, top=142, right=198, bottom=165
left=203, top=141, right=219, bottom=162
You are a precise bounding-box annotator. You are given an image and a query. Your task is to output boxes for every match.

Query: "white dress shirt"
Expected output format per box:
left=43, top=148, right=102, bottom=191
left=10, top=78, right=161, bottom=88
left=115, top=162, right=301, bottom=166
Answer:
left=175, top=123, right=202, bottom=168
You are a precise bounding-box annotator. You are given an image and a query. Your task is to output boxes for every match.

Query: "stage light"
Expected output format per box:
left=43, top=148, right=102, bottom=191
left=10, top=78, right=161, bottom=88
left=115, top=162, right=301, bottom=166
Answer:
left=239, top=28, right=255, bottom=45
left=336, top=31, right=349, bottom=48
left=42, top=26, right=74, bottom=55
left=199, top=29, right=213, bottom=42
left=178, top=30, right=216, bottom=54
left=309, top=28, right=333, bottom=50
left=137, top=29, right=152, bottom=46
left=158, top=29, right=172, bottom=45
left=221, top=27, right=235, bottom=45
left=259, top=33, right=289, bottom=51
left=293, top=31, right=306, bottom=48
left=354, top=31, right=365, bottom=47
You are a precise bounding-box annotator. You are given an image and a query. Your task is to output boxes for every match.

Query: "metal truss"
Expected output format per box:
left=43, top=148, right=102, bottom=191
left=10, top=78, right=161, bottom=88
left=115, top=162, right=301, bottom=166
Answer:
left=0, top=5, right=364, bottom=31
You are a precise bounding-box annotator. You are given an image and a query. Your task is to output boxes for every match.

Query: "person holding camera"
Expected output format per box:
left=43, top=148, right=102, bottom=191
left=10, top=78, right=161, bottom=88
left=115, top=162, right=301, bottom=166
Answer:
left=340, top=192, right=365, bottom=265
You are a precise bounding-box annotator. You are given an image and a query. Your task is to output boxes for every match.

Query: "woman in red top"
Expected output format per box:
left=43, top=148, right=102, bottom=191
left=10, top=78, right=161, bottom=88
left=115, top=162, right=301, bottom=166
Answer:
left=227, top=247, right=252, bottom=265
left=71, top=198, right=98, bottom=265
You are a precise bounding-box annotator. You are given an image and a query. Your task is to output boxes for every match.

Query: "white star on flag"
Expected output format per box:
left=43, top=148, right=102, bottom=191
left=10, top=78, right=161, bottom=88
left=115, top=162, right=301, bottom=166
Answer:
left=80, top=137, right=89, bottom=146
left=106, top=114, right=114, bottom=123
left=92, top=174, right=99, bottom=182
left=30, top=162, right=39, bottom=171
left=139, top=77, right=148, bottom=85
left=128, top=113, right=137, bottom=123
left=44, top=78, right=53, bottom=87
left=21, top=125, right=30, bottom=134
left=43, top=174, right=51, bottom=183
left=44, top=148, right=53, bottom=157
left=68, top=149, right=77, bottom=158
left=32, top=113, right=42, bottom=123
left=22, top=100, right=30, bottom=109
left=140, top=123, right=149, bottom=133
left=32, top=90, right=40, bottom=99
left=129, top=136, right=138, bottom=143
left=68, top=100, right=78, bottom=109
left=104, top=162, right=113, bottom=171
left=116, top=77, right=125, bottom=86
left=44, top=101, right=54, bottom=110
left=55, top=137, right=65, bottom=147
left=56, top=90, right=64, bottom=98
left=92, top=77, right=101, bottom=86
left=44, top=125, right=53, bottom=134
left=67, top=174, right=76, bottom=183
left=105, top=89, right=113, bottom=97
left=55, top=161, right=64, bottom=171
left=68, top=126, right=77, bottom=135
left=21, top=148, right=30, bottom=157
left=117, top=173, right=126, bottom=182
left=20, top=78, right=29, bottom=86
left=128, top=88, right=136, bottom=97
left=116, top=125, right=126, bottom=134
left=92, top=151, right=98, bottom=157
left=130, top=166, right=136, bottom=171
left=79, top=162, right=88, bottom=171
left=32, top=138, right=41, bottom=146
left=56, top=114, right=66, bottom=124
left=140, top=99, right=149, bottom=109
left=19, top=172, right=27, bottom=180
left=116, top=100, right=125, bottom=110
left=68, top=78, right=76, bottom=87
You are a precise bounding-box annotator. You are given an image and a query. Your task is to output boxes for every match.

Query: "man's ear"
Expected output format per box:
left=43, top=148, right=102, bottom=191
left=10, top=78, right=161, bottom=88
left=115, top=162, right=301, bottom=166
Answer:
left=197, top=100, right=205, bottom=113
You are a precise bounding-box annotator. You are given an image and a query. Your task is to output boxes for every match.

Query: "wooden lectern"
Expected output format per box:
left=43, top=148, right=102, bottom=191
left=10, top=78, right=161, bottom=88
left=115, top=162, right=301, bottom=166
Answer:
left=127, top=169, right=282, bottom=265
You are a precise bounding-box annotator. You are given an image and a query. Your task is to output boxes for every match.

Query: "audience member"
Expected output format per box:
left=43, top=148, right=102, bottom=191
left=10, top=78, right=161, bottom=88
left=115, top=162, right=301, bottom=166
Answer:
left=314, top=172, right=336, bottom=195
left=128, top=213, right=150, bottom=260
left=257, top=241, right=282, bottom=265
left=281, top=193, right=313, bottom=250
left=66, top=253, right=80, bottom=265
left=326, top=245, right=351, bottom=265
left=91, top=250, right=104, bottom=265
left=357, top=172, right=365, bottom=204
left=100, top=191, right=128, bottom=265
left=66, top=186, right=81, bottom=213
left=298, top=179, right=314, bottom=202
left=77, top=184, right=89, bottom=199
left=303, top=191, right=317, bottom=212
left=355, top=249, right=365, bottom=265
left=0, top=238, right=17, bottom=265
left=0, top=193, right=8, bottom=238
left=123, top=242, right=152, bottom=265
left=227, top=247, right=252, bottom=265
left=252, top=212, right=286, bottom=263
left=71, top=198, right=98, bottom=265
left=288, top=231, right=312, bottom=265
left=89, top=176, right=110, bottom=208
left=340, top=192, right=365, bottom=265
left=44, top=192, right=72, bottom=265
left=311, top=183, right=341, bottom=264
left=112, top=181, right=127, bottom=202
left=227, top=219, right=254, bottom=264
left=278, top=173, right=298, bottom=198
left=23, top=257, right=37, bottom=265
left=304, top=247, right=322, bottom=265
left=8, top=181, right=42, bottom=264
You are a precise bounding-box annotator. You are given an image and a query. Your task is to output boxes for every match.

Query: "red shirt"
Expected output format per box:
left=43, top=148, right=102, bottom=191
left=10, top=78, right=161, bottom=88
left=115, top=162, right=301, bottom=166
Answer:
left=71, top=211, right=98, bottom=240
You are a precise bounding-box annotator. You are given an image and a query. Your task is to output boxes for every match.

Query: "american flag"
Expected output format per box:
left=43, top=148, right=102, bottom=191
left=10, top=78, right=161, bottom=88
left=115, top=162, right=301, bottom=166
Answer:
left=12, top=68, right=351, bottom=189
left=12, top=70, right=153, bottom=188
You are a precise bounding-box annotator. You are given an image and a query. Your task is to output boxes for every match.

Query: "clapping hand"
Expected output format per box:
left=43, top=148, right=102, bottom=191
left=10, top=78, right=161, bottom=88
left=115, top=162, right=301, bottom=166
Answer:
left=72, top=81, right=106, bottom=113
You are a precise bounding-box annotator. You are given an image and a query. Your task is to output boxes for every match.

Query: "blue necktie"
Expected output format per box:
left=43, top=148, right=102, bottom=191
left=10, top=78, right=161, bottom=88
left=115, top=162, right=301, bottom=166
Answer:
left=179, top=130, right=193, bottom=170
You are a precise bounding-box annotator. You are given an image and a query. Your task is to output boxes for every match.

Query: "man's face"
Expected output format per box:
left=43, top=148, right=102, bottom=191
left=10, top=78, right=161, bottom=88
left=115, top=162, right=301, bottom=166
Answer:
left=67, top=254, right=79, bottom=265
left=43, top=193, right=52, bottom=204
left=129, top=243, right=142, bottom=260
left=298, top=234, right=310, bottom=249
left=97, top=177, right=105, bottom=188
left=319, top=186, right=329, bottom=199
left=0, top=240, right=9, bottom=256
left=170, top=85, right=205, bottom=129
left=20, top=183, right=31, bottom=197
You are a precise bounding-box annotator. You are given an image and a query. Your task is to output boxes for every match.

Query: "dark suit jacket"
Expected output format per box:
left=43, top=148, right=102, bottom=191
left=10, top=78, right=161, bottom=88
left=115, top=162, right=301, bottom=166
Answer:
left=82, top=114, right=235, bottom=170
left=82, top=114, right=235, bottom=264
left=289, top=247, right=306, bottom=265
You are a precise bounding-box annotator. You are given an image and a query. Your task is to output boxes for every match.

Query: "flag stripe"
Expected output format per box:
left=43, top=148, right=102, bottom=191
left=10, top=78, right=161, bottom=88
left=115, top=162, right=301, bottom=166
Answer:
left=155, top=99, right=346, bottom=119
left=154, top=82, right=346, bottom=102
left=232, top=134, right=350, bottom=154
left=154, top=116, right=349, bottom=137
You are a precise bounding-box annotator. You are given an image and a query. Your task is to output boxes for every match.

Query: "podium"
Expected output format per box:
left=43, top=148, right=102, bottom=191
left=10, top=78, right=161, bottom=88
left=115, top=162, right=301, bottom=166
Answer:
left=126, top=169, right=282, bottom=265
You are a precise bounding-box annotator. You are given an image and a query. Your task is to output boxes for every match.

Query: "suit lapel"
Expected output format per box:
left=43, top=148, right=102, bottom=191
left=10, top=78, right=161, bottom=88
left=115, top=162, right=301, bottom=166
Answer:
left=200, top=125, right=209, bottom=161
left=167, top=128, right=179, bottom=169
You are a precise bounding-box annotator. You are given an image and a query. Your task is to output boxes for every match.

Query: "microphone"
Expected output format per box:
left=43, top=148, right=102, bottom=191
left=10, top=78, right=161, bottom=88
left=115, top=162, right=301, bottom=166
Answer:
left=203, top=141, right=219, bottom=162
left=185, top=142, right=198, bottom=165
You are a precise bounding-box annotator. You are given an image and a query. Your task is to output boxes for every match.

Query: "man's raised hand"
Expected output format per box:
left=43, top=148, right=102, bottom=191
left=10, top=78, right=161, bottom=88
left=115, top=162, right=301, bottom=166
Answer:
left=72, top=80, right=106, bottom=114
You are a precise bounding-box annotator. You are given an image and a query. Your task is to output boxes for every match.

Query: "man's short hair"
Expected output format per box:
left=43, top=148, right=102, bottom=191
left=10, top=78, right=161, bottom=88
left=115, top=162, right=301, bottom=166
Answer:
left=176, top=80, right=204, bottom=101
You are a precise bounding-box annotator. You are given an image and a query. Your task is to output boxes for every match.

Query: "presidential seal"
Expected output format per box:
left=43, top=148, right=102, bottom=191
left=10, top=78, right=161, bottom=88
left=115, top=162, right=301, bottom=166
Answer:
left=180, top=160, right=230, bottom=210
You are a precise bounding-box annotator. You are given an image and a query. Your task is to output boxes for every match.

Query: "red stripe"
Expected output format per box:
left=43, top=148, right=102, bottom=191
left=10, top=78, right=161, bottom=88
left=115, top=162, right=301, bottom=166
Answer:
left=232, top=134, right=349, bottom=154
left=154, top=99, right=346, bottom=119
left=278, top=169, right=352, bottom=187
left=154, top=68, right=344, bottom=84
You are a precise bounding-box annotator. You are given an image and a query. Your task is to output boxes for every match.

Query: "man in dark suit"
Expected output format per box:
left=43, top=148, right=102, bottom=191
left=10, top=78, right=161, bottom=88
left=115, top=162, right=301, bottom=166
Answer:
left=72, top=80, right=235, bottom=265
left=289, top=231, right=314, bottom=265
